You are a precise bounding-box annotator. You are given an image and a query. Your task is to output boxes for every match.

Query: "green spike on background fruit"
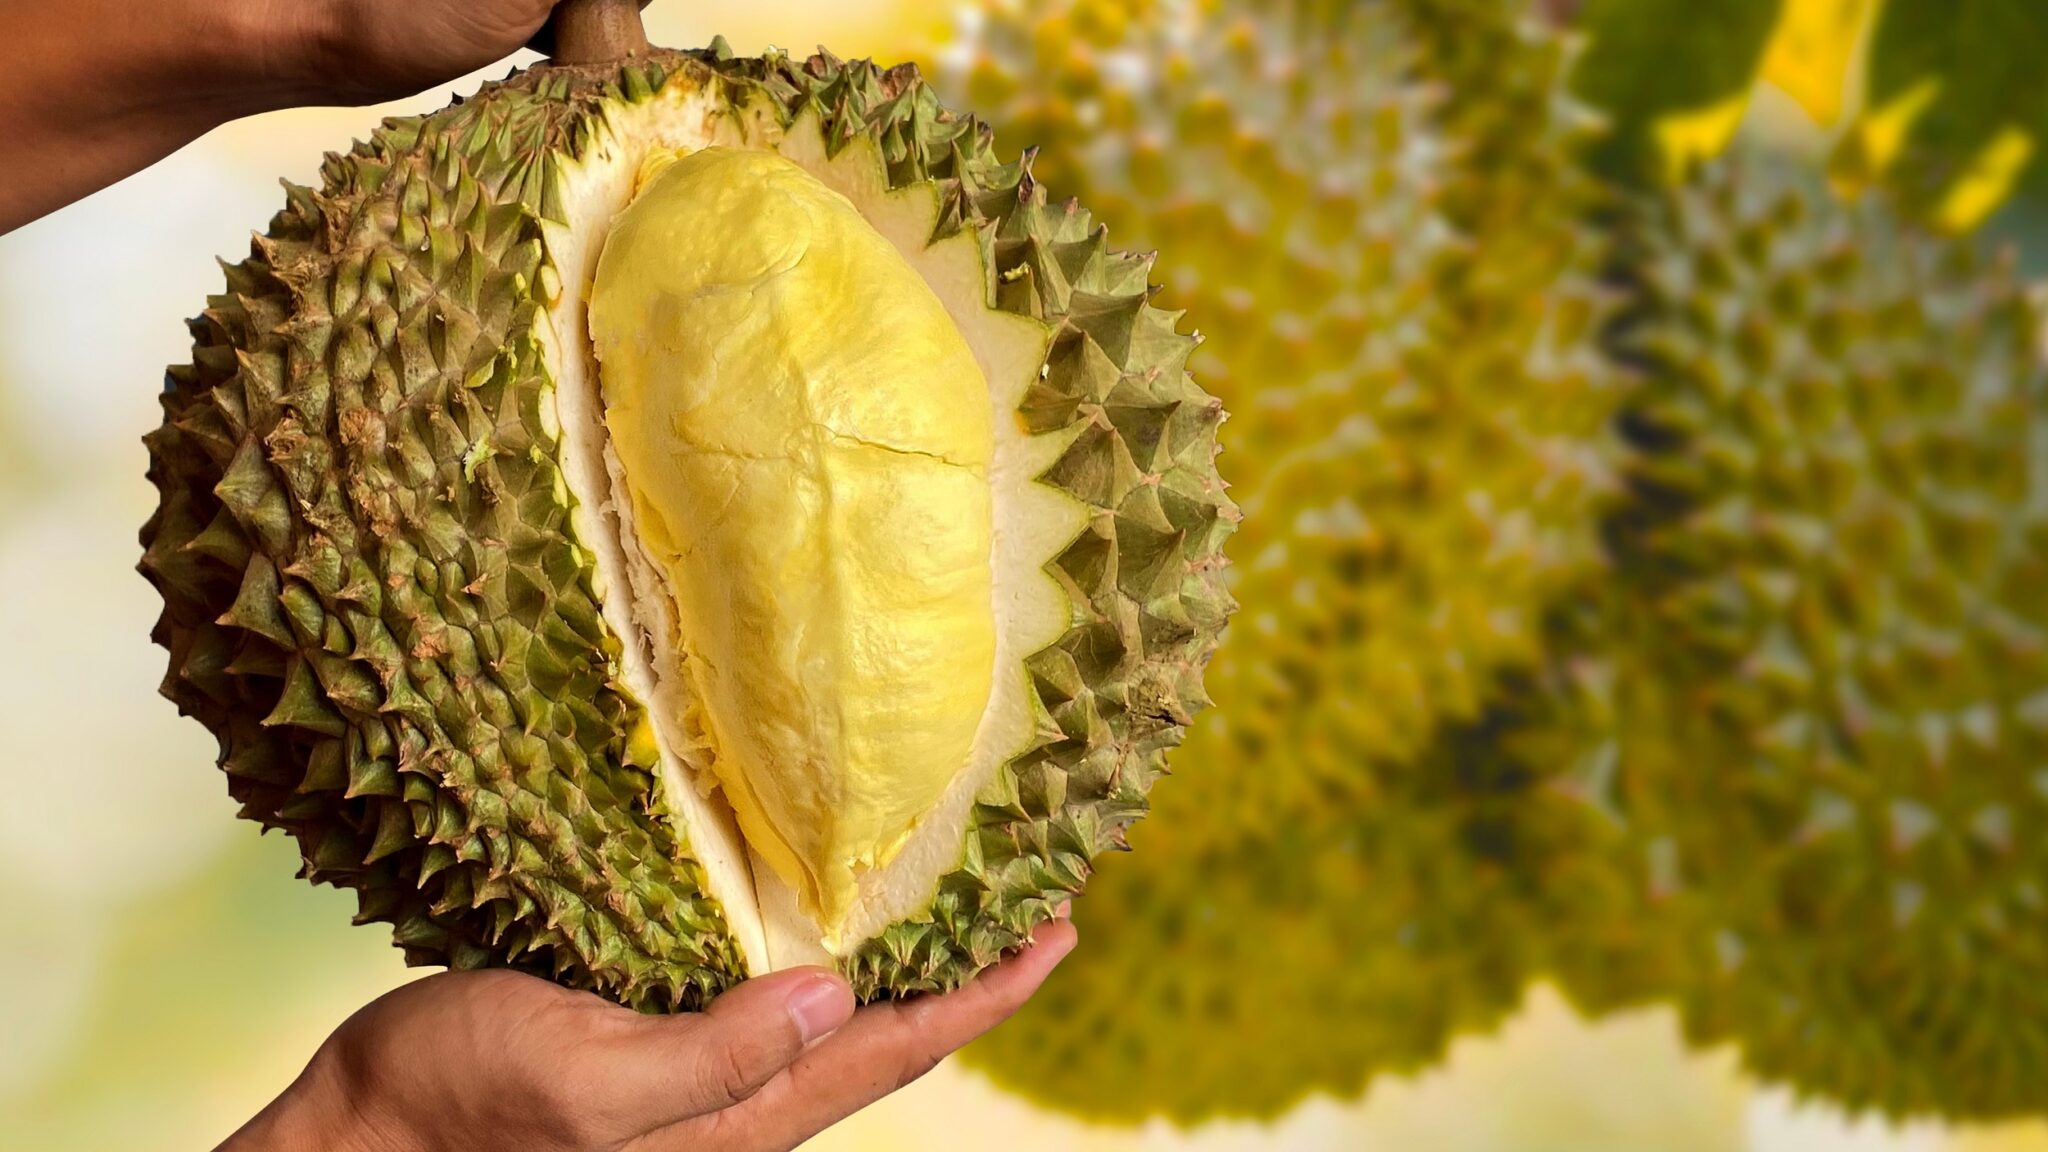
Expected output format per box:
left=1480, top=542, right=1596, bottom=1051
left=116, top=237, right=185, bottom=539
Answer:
left=139, top=0, right=1235, bottom=1010
left=1581, top=149, right=2048, bottom=1120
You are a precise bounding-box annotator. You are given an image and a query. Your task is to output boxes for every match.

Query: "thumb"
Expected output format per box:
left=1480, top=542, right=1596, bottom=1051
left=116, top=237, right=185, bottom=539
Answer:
left=602, top=968, right=856, bottom=1131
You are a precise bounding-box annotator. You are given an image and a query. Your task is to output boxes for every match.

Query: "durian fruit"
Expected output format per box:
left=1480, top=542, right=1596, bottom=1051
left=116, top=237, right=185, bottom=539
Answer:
left=1590, top=151, right=2048, bottom=1119
left=945, top=0, right=1662, bottom=1122
left=138, top=11, right=1234, bottom=1010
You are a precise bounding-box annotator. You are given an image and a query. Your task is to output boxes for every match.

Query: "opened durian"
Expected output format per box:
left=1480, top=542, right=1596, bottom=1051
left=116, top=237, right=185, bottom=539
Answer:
left=139, top=9, right=1234, bottom=1009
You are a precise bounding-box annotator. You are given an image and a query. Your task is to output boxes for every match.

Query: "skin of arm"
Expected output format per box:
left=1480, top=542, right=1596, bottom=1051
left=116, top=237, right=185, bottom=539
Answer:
left=0, top=0, right=557, bottom=232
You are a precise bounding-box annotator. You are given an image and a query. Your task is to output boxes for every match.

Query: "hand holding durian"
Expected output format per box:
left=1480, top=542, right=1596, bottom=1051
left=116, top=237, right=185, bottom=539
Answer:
left=217, top=928, right=1073, bottom=1151
left=1, top=0, right=561, bottom=232
left=13, top=0, right=1217, bottom=1146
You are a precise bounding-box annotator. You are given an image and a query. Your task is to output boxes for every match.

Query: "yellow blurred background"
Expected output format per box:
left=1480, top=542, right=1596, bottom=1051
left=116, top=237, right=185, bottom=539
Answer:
left=1, top=1, right=2044, bottom=1149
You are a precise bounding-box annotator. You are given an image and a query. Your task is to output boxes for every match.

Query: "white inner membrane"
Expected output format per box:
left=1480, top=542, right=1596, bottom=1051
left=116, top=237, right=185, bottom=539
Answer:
left=536, top=77, right=1086, bottom=973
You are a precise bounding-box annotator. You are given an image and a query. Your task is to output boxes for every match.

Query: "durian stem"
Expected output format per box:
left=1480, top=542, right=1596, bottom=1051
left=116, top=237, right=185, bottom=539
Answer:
left=544, top=0, right=651, bottom=64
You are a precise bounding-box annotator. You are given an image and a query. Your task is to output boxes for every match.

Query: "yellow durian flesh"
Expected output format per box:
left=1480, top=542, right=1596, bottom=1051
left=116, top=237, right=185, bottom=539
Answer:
left=588, top=146, right=998, bottom=932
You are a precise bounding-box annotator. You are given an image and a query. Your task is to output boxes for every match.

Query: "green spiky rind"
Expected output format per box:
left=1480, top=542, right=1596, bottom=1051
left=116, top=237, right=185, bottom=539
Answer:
left=142, top=55, right=748, bottom=1012
left=142, top=45, right=1232, bottom=1009
left=1594, top=152, right=2048, bottom=1119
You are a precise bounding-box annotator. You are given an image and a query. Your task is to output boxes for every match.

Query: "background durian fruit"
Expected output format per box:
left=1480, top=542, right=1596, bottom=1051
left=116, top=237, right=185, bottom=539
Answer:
left=140, top=24, right=1234, bottom=1010
left=942, top=0, right=1678, bottom=1123
left=943, top=0, right=2048, bottom=1128
left=1586, top=150, right=2048, bottom=1120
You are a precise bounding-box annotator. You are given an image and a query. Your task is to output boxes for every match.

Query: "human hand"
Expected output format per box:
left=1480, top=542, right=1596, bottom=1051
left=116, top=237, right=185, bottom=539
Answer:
left=294, top=0, right=629, bottom=106
left=221, top=919, right=1076, bottom=1152
left=0, top=0, right=642, bottom=231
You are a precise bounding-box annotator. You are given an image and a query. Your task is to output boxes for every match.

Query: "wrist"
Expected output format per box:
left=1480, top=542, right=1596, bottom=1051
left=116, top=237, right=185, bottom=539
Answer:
left=148, top=0, right=337, bottom=118
left=0, top=0, right=341, bottom=232
left=218, top=1046, right=409, bottom=1152
left=0, top=0, right=327, bottom=126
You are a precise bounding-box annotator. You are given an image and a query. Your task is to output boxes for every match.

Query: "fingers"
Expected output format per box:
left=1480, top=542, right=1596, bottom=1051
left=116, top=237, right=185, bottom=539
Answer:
left=599, top=967, right=856, bottom=1133
left=805, top=920, right=1079, bottom=1093
left=652, top=921, right=1078, bottom=1152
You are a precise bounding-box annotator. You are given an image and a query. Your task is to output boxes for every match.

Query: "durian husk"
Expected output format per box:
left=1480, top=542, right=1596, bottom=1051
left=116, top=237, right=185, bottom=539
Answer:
left=140, top=43, right=1235, bottom=1010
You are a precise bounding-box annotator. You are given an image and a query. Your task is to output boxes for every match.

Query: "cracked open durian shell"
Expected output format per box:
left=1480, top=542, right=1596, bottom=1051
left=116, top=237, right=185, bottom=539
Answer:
left=139, top=43, right=1235, bottom=1010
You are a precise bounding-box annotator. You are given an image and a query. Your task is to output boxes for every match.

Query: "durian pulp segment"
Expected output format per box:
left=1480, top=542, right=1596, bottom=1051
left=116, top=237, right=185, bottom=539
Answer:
left=541, top=82, right=1082, bottom=975
left=590, top=145, right=999, bottom=938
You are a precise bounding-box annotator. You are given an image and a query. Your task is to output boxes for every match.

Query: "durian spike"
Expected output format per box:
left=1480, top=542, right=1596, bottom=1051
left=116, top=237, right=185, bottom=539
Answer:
left=535, top=0, right=652, bottom=63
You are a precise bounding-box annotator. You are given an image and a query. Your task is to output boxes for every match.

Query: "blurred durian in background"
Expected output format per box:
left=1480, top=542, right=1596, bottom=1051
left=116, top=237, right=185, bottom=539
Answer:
left=945, top=0, right=1651, bottom=1121
left=939, top=0, right=2048, bottom=1135
left=8, top=0, right=2048, bottom=1149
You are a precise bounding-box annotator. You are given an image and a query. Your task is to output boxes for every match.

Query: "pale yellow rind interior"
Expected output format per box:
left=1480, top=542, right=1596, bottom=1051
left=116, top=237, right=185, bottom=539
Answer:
left=588, top=146, right=1000, bottom=935
left=537, top=75, right=1085, bottom=974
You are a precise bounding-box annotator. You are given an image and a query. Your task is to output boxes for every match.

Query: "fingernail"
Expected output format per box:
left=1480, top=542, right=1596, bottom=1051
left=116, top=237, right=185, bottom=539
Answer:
left=787, top=976, right=854, bottom=1044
